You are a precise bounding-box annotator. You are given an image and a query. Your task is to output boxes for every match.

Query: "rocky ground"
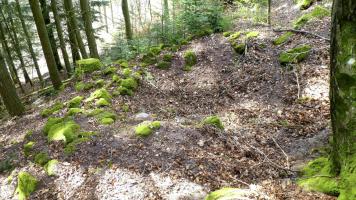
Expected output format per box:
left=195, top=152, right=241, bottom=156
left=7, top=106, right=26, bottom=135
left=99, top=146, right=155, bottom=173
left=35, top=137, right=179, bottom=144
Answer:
left=0, top=1, right=336, bottom=200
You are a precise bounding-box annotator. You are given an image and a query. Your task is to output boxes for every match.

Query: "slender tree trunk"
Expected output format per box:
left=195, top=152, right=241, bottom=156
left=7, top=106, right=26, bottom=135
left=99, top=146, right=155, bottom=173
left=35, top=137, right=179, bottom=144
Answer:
left=63, top=0, right=88, bottom=59
left=110, top=0, right=114, bottom=27
left=29, top=0, right=62, bottom=90
left=103, top=2, right=109, bottom=33
left=267, top=0, right=271, bottom=25
left=122, top=0, right=133, bottom=41
left=51, top=0, right=72, bottom=75
left=66, top=16, right=81, bottom=63
left=80, top=0, right=99, bottom=58
left=15, top=0, right=44, bottom=87
left=0, top=47, right=25, bottom=116
left=39, top=0, right=64, bottom=72
left=0, top=22, right=24, bottom=93
left=0, top=4, right=33, bottom=86
left=330, top=0, right=356, bottom=198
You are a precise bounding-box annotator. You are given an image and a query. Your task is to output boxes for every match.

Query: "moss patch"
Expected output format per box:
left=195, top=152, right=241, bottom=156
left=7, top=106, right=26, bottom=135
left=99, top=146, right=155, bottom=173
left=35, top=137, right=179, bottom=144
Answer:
left=76, top=58, right=102, bottom=75
left=297, top=0, right=314, bottom=10
left=75, top=81, right=94, bottom=91
left=294, top=6, right=330, bottom=29
left=246, top=31, right=259, bottom=39
left=96, top=98, right=110, bottom=107
left=85, top=88, right=112, bottom=102
left=142, top=52, right=157, bottom=65
left=229, top=32, right=241, bottom=40
left=279, top=45, right=311, bottom=65
left=44, top=159, right=58, bottom=176
left=67, top=108, right=83, bottom=116
left=95, top=79, right=105, bottom=87
left=34, top=152, right=50, bottom=166
left=16, top=172, right=38, bottom=200
left=135, top=121, right=161, bottom=137
left=205, top=188, right=245, bottom=200
left=202, top=116, right=224, bottom=130
left=23, top=141, right=35, bottom=157
left=231, top=42, right=246, bottom=54
left=100, top=117, right=115, bottom=125
left=273, top=32, right=294, bottom=45
left=103, top=66, right=117, bottom=75
left=67, top=96, right=84, bottom=108
left=47, top=120, right=80, bottom=143
left=223, top=31, right=233, bottom=37
left=43, top=117, right=64, bottom=135
left=184, top=50, right=197, bottom=68
left=89, top=109, right=117, bottom=125
left=40, top=102, right=64, bottom=117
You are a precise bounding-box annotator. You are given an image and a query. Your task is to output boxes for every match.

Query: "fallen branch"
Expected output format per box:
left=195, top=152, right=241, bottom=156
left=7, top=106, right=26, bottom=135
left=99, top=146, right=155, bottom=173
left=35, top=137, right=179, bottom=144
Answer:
left=273, top=29, right=330, bottom=42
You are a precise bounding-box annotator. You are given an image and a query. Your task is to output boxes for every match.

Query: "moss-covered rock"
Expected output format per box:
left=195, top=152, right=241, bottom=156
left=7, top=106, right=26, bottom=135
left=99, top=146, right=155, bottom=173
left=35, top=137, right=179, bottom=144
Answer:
left=23, top=141, right=35, bottom=157
left=229, top=32, right=241, bottom=40
left=67, top=96, right=84, bottom=108
left=16, top=172, right=37, bottom=200
left=121, top=78, right=138, bottom=90
left=273, top=32, right=294, bottom=45
left=88, top=109, right=117, bottom=125
left=231, top=42, right=246, bottom=54
left=47, top=120, right=80, bottom=143
left=85, top=88, right=112, bottom=102
left=112, top=74, right=121, bottom=83
left=34, top=152, right=50, bottom=166
left=298, top=157, right=340, bottom=196
left=122, top=68, right=132, bottom=77
left=67, top=108, right=83, bottom=116
left=76, top=58, right=102, bottom=75
left=279, top=45, right=311, bottom=65
left=100, top=117, right=115, bottom=125
left=117, top=86, right=134, bottom=96
left=156, top=61, right=171, bottom=69
left=75, top=81, right=94, bottom=91
left=40, top=102, right=64, bottom=117
left=294, top=6, right=330, bottom=29
left=135, top=121, right=161, bottom=137
left=96, top=98, right=110, bottom=107
left=184, top=50, right=197, bottom=67
left=246, top=31, right=259, bottom=39
left=297, top=0, right=314, bottom=10
left=115, top=59, right=129, bottom=68
left=43, top=117, right=64, bottom=135
left=202, top=116, right=224, bottom=130
left=44, top=159, right=58, bottom=176
left=103, top=66, right=117, bottom=75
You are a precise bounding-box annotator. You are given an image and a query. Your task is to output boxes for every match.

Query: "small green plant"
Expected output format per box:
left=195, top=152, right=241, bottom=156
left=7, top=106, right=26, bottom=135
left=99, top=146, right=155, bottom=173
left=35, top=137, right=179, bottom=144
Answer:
left=0, top=158, right=14, bottom=173
left=163, top=54, right=173, bottom=62
left=23, top=141, right=35, bottom=157
left=34, top=152, right=50, bottom=166
left=16, top=172, right=38, bottom=200
left=75, top=81, right=94, bottom=91
left=202, top=116, right=224, bottom=130
left=156, top=61, right=171, bottom=69
left=184, top=50, right=197, bottom=70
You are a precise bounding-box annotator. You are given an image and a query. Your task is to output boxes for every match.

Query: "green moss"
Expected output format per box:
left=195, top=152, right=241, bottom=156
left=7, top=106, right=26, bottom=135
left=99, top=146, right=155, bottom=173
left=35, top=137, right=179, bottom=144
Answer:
left=95, top=79, right=105, bottom=87
left=298, top=0, right=314, bottom=10
left=16, top=172, right=37, bottom=200
left=89, top=109, right=117, bottom=124
left=202, top=116, right=224, bottom=130
left=294, top=6, right=330, bottom=29
left=156, top=61, right=171, bottom=69
left=96, top=98, right=110, bottom=107
left=223, top=31, right=233, bottom=37
left=112, top=74, right=121, bottom=83
left=47, top=120, right=80, bottom=143
left=67, top=108, right=83, bottom=116
left=100, top=117, right=115, bottom=125
left=273, top=32, right=294, bottom=45
left=85, top=88, right=112, bottom=102
left=231, top=42, right=246, bottom=54
left=103, top=66, right=117, bottom=75
left=75, top=81, right=94, bottom=91
left=43, top=117, right=64, bottom=135
left=142, top=53, right=157, bottom=65
left=115, top=59, right=129, bottom=68
left=25, top=131, right=33, bottom=140
left=205, top=188, right=244, bottom=200
left=279, top=45, right=311, bottom=65
left=44, top=159, right=58, bottom=176
left=246, top=31, right=259, bottom=39
left=121, top=78, right=138, bottom=90
left=297, top=157, right=340, bottom=196
left=122, top=68, right=132, bottom=77
left=229, top=32, right=241, bottom=40
left=67, top=96, right=84, bottom=108
left=23, top=141, right=35, bottom=157
left=118, top=86, right=134, bottom=96
left=40, top=102, right=64, bottom=117
left=34, top=152, right=50, bottom=166
left=135, top=121, right=161, bottom=137
left=76, top=58, right=102, bottom=75
left=184, top=50, right=197, bottom=67
left=64, top=137, right=90, bottom=155
left=163, top=54, right=173, bottom=62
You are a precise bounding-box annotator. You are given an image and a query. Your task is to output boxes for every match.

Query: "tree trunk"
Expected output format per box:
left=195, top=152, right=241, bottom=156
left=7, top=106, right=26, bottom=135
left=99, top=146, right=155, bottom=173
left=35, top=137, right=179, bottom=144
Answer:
left=39, top=0, right=64, bottom=72
left=268, top=0, right=271, bottom=25
left=29, top=0, right=62, bottom=90
left=15, top=0, right=44, bottom=87
left=110, top=0, right=114, bottom=27
left=0, top=47, right=25, bottom=116
left=66, top=14, right=81, bottom=63
left=330, top=0, right=356, bottom=198
left=103, top=2, right=109, bottom=33
left=63, top=0, right=88, bottom=59
left=122, top=0, right=133, bottom=41
left=80, top=0, right=99, bottom=58
left=51, top=0, right=72, bottom=75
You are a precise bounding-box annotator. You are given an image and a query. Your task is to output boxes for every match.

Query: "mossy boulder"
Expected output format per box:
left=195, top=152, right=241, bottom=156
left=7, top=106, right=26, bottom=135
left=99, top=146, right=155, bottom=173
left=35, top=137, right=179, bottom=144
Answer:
left=156, top=61, right=171, bottom=69
left=202, top=116, right=224, bottom=130
left=273, top=32, right=294, bottom=45
left=231, top=42, right=246, bottom=54
left=88, top=109, right=117, bottom=125
left=294, top=6, right=330, bottom=29
left=40, top=102, right=64, bottom=117
left=184, top=50, right=197, bottom=67
left=16, top=172, right=38, bottom=200
left=43, top=117, right=64, bottom=135
left=67, top=108, right=83, bottom=116
left=76, top=58, right=102, bottom=75
left=34, top=152, right=50, bottom=166
left=135, top=121, right=161, bottom=137
left=118, top=86, right=134, bottom=96
left=100, top=117, right=115, bottom=125
left=96, top=98, right=110, bottom=107
left=298, top=157, right=340, bottom=196
left=279, top=45, right=311, bottom=65
left=75, top=81, right=94, bottom=91
left=45, top=119, right=80, bottom=143
left=85, top=88, right=112, bottom=102
left=120, top=78, right=138, bottom=91
left=112, top=74, right=121, bottom=83
left=297, top=0, right=314, bottom=10
left=23, top=142, right=35, bottom=157
left=44, top=159, right=58, bottom=176
left=67, top=96, right=84, bottom=108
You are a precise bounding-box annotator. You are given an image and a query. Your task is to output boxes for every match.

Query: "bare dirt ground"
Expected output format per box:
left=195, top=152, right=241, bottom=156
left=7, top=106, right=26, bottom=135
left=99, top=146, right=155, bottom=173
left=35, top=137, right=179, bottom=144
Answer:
left=0, top=1, right=336, bottom=200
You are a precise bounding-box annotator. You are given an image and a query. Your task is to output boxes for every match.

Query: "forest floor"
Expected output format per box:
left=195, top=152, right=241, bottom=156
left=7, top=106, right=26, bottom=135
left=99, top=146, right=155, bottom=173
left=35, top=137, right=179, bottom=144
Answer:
left=0, top=1, right=337, bottom=200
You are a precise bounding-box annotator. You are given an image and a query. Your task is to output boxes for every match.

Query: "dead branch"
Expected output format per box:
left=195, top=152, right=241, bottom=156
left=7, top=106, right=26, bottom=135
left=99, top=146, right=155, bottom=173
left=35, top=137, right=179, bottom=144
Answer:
left=273, top=29, right=330, bottom=42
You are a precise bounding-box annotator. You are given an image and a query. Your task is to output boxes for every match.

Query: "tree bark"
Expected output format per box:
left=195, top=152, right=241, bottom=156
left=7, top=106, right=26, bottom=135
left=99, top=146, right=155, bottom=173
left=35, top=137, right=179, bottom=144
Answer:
left=63, top=0, right=88, bottom=59
left=330, top=0, right=356, bottom=197
left=29, top=0, right=62, bottom=90
left=122, top=0, right=133, bottom=41
left=80, top=0, right=100, bottom=58
left=50, top=0, right=72, bottom=75
left=39, top=0, right=64, bottom=72
left=268, top=0, right=271, bottom=25
left=15, top=0, right=44, bottom=87
left=0, top=47, right=25, bottom=116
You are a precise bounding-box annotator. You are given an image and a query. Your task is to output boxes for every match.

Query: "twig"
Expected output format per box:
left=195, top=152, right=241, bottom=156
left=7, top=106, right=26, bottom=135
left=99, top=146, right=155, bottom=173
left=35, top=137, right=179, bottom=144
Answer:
left=272, top=137, right=290, bottom=169
left=293, top=70, right=301, bottom=99
left=273, top=29, right=330, bottom=42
